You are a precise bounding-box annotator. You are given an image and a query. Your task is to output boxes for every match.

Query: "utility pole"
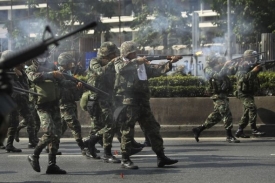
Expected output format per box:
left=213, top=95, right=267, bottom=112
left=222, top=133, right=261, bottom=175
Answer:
left=227, top=0, right=231, bottom=59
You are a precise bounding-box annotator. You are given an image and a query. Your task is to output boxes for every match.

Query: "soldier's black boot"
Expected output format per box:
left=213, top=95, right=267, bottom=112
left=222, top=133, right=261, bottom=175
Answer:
left=226, top=129, right=240, bottom=143
left=28, top=154, right=41, bottom=172
left=103, top=147, right=121, bottom=163
left=235, top=127, right=250, bottom=138
left=130, top=147, right=143, bottom=156
left=28, top=131, right=38, bottom=148
left=76, top=139, right=87, bottom=155
left=0, top=142, right=5, bottom=149
left=251, top=124, right=265, bottom=136
left=156, top=150, right=178, bottom=168
left=46, top=154, right=66, bottom=174
left=14, top=125, right=25, bottom=142
left=143, top=134, right=151, bottom=147
left=6, top=136, right=22, bottom=153
left=121, top=154, right=138, bottom=169
left=192, top=125, right=206, bottom=142
left=132, top=138, right=145, bottom=148
left=84, top=136, right=101, bottom=159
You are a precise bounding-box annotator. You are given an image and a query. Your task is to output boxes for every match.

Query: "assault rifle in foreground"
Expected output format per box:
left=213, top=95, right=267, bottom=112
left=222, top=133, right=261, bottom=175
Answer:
left=62, top=73, right=109, bottom=96
left=0, top=21, right=97, bottom=117
left=251, top=59, right=275, bottom=71
left=13, top=86, right=43, bottom=97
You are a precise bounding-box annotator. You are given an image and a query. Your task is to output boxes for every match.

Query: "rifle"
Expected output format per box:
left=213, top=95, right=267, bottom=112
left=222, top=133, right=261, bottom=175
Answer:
left=137, top=54, right=193, bottom=62
left=13, top=86, right=43, bottom=97
left=250, top=59, right=275, bottom=71
left=62, top=73, right=109, bottom=96
left=0, top=21, right=97, bottom=117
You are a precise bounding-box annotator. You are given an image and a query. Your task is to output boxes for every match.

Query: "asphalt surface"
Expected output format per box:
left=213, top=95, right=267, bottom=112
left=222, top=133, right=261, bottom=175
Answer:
left=0, top=137, right=275, bottom=183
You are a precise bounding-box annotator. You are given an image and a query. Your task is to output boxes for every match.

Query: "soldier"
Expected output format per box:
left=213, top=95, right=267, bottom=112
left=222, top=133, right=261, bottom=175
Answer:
left=192, top=54, right=240, bottom=143
left=234, top=50, right=265, bottom=138
left=26, top=51, right=76, bottom=174
left=0, top=65, right=13, bottom=149
left=57, top=52, right=87, bottom=156
left=113, top=41, right=178, bottom=169
left=2, top=50, right=38, bottom=152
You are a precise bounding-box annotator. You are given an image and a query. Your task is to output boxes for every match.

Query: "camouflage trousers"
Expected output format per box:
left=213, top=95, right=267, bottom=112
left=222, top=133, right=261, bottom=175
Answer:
left=18, top=101, right=40, bottom=135
left=238, top=96, right=257, bottom=129
left=7, top=95, right=35, bottom=147
left=60, top=102, right=82, bottom=141
left=203, top=95, right=233, bottom=130
left=88, top=99, right=119, bottom=148
left=119, top=100, right=164, bottom=156
left=35, top=101, right=62, bottom=155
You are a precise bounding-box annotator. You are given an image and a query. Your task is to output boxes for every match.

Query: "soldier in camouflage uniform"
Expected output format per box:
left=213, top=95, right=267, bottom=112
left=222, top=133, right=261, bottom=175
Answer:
left=192, top=54, right=240, bottom=143
left=26, top=51, right=77, bottom=174
left=57, top=52, right=87, bottom=156
left=113, top=41, right=178, bottom=169
left=0, top=57, right=13, bottom=149
left=1, top=50, right=38, bottom=152
left=235, top=50, right=265, bottom=138
left=83, top=42, right=122, bottom=162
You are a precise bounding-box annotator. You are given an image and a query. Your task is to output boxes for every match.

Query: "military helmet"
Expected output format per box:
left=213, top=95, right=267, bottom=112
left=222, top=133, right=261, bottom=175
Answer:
left=97, top=42, right=119, bottom=58
left=243, top=50, right=257, bottom=57
left=120, top=41, right=138, bottom=57
left=206, top=54, right=218, bottom=66
left=1, top=50, right=14, bottom=60
left=58, top=52, right=75, bottom=66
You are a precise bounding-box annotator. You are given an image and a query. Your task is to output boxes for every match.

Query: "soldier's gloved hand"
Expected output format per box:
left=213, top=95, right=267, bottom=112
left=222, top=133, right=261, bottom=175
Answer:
left=136, top=57, right=147, bottom=65
left=224, top=60, right=232, bottom=66
left=169, top=56, right=180, bottom=63
left=76, top=82, right=83, bottom=89
left=52, top=71, right=65, bottom=79
left=0, top=69, right=13, bottom=95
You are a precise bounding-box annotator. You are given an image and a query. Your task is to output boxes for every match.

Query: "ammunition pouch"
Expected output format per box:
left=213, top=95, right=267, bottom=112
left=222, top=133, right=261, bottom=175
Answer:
left=35, top=80, right=60, bottom=104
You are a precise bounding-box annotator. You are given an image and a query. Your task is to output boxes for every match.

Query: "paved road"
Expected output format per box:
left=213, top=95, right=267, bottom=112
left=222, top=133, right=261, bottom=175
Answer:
left=0, top=137, right=275, bottom=183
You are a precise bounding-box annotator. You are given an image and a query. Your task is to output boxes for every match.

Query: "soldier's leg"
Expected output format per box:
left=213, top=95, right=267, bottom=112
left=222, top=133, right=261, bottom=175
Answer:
left=192, top=99, right=222, bottom=142
left=139, top=104, right=178, bottom=168
left=236, top=97, right=252, bottom=138
left=33, top=108, right=41, bottom=143
left=14, top=119, right=27, bottom=143
left=120, top=105, right=139, bottom=169
left=6, top=109, right=22, bottom=152
left=19, top=100, right=37, bottom=148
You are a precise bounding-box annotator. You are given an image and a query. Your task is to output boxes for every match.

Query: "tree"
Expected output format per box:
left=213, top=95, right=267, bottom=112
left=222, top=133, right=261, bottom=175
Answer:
left=131, top=0, right=192, bottom=53
left=206, top=0, right=275, bottom=44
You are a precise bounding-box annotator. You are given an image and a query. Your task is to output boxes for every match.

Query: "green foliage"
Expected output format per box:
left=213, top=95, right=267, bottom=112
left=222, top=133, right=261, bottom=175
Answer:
left=131, top=0, right=192, bottom=50
left=206, top=0, right=275, bottom=44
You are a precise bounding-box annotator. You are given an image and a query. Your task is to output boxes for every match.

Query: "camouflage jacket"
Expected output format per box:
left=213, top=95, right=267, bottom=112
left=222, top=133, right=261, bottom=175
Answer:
left=114, top=56, right=172, bottom=104
left=235, top=69, right=259, bottom=97
left=204, top=64, right=233, bottom=95
left=86, top=57, right=115, bottom=100
left=10, top=68, right=29, bottom=98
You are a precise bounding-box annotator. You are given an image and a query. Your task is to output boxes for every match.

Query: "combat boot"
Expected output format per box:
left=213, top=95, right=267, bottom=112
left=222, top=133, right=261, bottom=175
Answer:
left=156, top=151, right=178, bottom=168
left=132, top=138, right=145, bottom=148
left=226, top=129, right=240, bottom=143
left=251, top=124, right=265, bottom=136
left=6, top=136, right=22, bottom=153
left=235, top=127, right=250, bottom=138
left=76, top=139, right=86, bottom=155
left=28, top=132, right=38, bottom=148
left=46, top=154, right=66, bottom=174
left=121, top=154, right=138, bottom=169
left=192, top=125, right=206, bottom=142
left=28, top=154, right=41, bottom=172
left=84, top=136, right=101, bottom=159
left=83, top=138, right=100, bottom=153
left=102, top=147, right=121, bottom=163
left=14, top=125, right=25, bottom=142
left=0, top=142, right=5, bottom=149
left=130, top=147, right=143, bottom=156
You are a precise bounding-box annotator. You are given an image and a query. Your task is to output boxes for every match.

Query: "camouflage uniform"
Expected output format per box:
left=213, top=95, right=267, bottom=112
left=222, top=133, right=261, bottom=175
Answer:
left=235, top=50, right=265, bottom=138
left=26, top=54, right=71, bottom=174
left=192, top=54, right=239, bottom=143
left=1, top=50, right=36, bottom=152
left=114, top=41, right=178, bottom=169
left=58, top=52, right=86, bottom=154
left=84, top=42, right=122, bottom=162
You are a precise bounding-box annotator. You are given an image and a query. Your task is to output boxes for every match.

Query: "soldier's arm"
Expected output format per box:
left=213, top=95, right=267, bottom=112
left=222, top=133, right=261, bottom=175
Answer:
left=25, top=65, right=54, bottom=83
